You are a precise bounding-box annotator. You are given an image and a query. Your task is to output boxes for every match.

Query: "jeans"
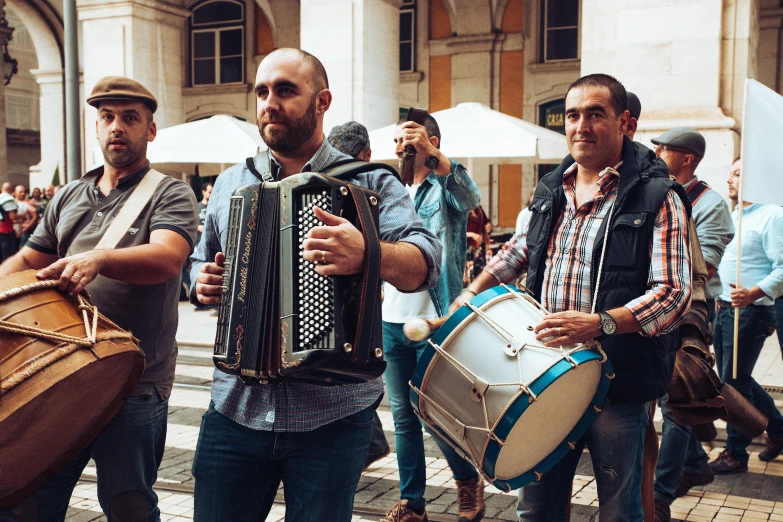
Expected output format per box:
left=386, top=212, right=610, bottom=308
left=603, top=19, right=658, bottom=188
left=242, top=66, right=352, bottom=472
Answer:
left=3, top=394, right=169, bottom=522
left=366, top=410, right=391, bottom=465
left=516, top=401, right=650, bottom=522
left=653, top=398, right=709, bottom=505
left=0, top=232, right=16, bottom=263
left=714, top=305, right=783, bottom=464
left=382, top=321, right=478, bottom=511
left=192, top=402, right=373, bottom=521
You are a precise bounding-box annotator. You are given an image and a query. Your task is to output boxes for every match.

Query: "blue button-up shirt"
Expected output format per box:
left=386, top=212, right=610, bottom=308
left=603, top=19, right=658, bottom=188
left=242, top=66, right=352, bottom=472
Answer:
left=682, top=177, right=734, bottom=299
left=411, top=161, right=481, bottom=315
left=190, top=139, right=442, bottom=431
left=718, top=203, right=783, bottom=306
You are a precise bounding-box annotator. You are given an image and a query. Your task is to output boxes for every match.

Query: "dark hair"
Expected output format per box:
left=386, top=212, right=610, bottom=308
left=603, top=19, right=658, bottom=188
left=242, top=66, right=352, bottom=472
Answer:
left=566, top=73, right=628, bottom=118
left=397, top=114, right=442, bottom=149
left=202, top=183, right=213, bottom=191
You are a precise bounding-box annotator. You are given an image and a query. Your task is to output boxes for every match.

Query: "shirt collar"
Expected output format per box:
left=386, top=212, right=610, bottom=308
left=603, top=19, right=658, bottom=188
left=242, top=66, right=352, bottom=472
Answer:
left=563, top=160, right=622, bottom=194
left=268, top=137, right=336, bottom=177
left=81, top=160, right=152, bottom=189
left=681, top=176, right=699, bottom=190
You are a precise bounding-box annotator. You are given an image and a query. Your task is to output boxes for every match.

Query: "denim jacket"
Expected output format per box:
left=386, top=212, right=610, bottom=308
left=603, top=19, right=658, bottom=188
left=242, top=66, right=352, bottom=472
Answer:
left=413, top=160, right=481, bottom=316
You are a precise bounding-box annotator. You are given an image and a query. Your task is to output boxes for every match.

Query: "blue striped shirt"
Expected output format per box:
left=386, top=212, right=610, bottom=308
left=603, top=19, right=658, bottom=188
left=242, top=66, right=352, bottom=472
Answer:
left=190, top=139, right=442, bottom=431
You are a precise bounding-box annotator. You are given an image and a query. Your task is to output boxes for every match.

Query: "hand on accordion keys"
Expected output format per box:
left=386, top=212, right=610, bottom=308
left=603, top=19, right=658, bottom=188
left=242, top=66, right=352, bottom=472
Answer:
left=302, top=206, right=366, bottom=276
left=195, top=252, right=225, bottom=305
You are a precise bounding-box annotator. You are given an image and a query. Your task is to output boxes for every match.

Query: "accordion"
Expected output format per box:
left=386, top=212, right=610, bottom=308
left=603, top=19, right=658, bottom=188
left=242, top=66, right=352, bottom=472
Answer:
left=213, top=164, right=387, bottom=385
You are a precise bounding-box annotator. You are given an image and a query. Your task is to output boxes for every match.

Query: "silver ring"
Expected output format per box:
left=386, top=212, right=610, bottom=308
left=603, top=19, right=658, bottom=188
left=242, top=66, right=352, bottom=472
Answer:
left=557, top=327, right=562, bottom=336
left=73, top=274, right=81, bottom=279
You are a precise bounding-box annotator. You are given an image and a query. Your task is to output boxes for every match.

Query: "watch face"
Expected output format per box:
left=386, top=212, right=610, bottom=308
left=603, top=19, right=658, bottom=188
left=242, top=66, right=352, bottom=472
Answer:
left=424, top=155, right=439, bottom=170
left=602, top=318, right=617, bottom=336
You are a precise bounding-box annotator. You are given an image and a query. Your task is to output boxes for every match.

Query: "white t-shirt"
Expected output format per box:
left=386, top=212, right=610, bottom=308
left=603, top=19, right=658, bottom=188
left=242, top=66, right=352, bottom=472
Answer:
left=381, top=183, right=439, bottom=323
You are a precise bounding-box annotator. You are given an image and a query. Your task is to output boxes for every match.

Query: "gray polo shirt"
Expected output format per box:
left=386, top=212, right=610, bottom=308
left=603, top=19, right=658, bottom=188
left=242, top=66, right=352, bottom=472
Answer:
left=27, top=162, right=198, bottom=398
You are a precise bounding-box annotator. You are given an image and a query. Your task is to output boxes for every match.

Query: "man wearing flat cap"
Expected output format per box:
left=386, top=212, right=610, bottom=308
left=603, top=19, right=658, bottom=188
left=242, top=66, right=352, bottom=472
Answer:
left=328, top=120, right=372, bottom=161
left=0, top=76, right=198, bottom=520
left=650, top=126, right=734, bottom=521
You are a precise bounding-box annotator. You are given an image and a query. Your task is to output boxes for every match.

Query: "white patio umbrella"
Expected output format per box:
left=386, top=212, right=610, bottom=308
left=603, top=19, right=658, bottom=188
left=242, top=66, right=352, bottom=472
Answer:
left=147, top=114, right=266, bottom=176
left=367, top=102, right=568, bottom=167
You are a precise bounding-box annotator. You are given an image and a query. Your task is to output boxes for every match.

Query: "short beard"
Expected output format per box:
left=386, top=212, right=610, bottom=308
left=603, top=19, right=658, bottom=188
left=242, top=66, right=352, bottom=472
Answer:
left=101, top=136, right=147, bottom=169
left=259, top=96, right=318, bottom=154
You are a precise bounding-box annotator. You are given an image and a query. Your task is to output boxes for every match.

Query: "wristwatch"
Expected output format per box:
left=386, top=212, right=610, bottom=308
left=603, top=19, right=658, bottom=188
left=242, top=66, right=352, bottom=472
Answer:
left=597, top=311, right=617, bottom=339
left=424, top=154, right=440, bottom=170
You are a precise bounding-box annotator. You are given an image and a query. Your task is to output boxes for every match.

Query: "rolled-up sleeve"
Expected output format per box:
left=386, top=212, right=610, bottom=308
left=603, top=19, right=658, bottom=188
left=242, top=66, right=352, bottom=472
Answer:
left=625, top=189, right=692, bottom=336
left=438, top=160, right=481, bottom=212
left=485, top=233, right=530, bottom=285
left=757, top=211, right=783, bottom=299
left=363, top=170, right=442, bottom=293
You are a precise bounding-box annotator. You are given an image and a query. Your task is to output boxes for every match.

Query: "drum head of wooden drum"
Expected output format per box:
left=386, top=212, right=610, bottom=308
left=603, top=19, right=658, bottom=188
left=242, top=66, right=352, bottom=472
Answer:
left=0, top=270, right=145, bottom=508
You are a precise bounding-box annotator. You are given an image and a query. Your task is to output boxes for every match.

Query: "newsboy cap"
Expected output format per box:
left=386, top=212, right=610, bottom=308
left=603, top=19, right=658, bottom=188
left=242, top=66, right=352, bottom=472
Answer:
left=327, top=121, right=370, bottom=158
left=651, top=127, right=706, bottom=158
left=87, top=76, right=158, bottom=113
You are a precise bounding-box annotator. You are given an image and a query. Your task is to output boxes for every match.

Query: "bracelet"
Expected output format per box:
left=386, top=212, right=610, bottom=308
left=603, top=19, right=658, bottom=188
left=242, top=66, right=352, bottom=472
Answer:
left=463, top=288, right=477, bottom=296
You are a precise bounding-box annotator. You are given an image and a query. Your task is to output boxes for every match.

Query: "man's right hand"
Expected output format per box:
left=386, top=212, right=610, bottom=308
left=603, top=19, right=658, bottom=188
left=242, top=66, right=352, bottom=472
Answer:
left=195, top=252, right=225, bottom=305
left=448, top=289, right=475, bottom=314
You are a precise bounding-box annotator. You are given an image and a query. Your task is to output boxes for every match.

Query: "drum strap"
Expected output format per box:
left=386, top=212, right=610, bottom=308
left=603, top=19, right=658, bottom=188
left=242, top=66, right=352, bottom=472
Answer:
left=94, top=169, right=165, bottom=250
left=591, top=166, right=620, bottom=315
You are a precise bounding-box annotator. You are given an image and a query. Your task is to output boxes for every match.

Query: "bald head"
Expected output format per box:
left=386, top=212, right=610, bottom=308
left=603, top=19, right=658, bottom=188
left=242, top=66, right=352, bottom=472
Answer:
left=2, top=182, right=11, bottom=194
left=261, top=48, right=329, bottom=92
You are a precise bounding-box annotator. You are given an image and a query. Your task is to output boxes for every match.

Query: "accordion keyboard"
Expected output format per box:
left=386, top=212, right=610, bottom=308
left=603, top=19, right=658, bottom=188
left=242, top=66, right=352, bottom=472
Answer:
left=295, top=190, right=335, bottom=351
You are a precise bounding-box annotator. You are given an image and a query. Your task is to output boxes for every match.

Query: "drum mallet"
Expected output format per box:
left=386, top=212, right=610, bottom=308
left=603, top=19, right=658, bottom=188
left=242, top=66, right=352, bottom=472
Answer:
left=403, top=316, right=450, bottom=342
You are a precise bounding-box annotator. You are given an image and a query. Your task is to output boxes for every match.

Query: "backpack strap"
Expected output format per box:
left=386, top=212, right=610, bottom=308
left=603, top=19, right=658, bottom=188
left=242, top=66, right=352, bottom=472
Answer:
left=685, top=180, right=711, bottom=206
left=246, top=152, right=275, bottom=183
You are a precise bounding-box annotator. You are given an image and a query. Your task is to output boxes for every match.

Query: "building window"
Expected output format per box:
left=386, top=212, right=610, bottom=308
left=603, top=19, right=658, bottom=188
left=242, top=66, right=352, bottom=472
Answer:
left=191, top=0, right=245, bottom=85
left=541, top=0, right=579, bottom=62
left=400, top=0, right=416, bottom=72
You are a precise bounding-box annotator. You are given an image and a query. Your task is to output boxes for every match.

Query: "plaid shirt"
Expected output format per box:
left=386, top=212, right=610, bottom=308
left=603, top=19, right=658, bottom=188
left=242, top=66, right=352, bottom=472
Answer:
left=486, top=162, right=691, bottom=337
left=191, top=139, right=442, bottom=431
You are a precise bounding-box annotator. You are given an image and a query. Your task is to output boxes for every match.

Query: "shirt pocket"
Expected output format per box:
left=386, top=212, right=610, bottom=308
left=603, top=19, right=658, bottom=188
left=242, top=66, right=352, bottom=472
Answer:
left=606, top=212, right=649, bottom=269
left=418, top=200, right=443, bottom=233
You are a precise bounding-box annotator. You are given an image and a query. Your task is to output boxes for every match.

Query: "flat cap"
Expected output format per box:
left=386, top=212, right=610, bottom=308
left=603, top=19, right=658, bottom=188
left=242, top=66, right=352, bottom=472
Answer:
left=627, top=92, right=641, bottom=120
left=651, top=127, right=706, bottom=158
left=87, top=76, right=157, bottom=113
left=327, top=121, right=370, bottom=158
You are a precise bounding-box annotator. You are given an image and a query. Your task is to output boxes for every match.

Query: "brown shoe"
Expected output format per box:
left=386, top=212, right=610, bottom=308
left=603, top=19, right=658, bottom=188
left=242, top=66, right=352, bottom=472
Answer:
left=758, top=436, right=783, bottom=462
left=674, top=466, right=714, bottom=497
left=379, top=500, right=428, bottom=522
left=456, top=477, right=485, bottom=522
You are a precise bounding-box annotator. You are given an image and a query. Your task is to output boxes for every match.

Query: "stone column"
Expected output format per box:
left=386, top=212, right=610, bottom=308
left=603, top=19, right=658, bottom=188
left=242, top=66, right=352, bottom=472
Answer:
left=77, top=0, right=189, bottom=169
left=29, top=68, right=65, bottom=188
left=580, top=0, right=759, bottom=200
left=299, top=0, right=401, bottom=132
left=0, top=1, right=14, bottom=180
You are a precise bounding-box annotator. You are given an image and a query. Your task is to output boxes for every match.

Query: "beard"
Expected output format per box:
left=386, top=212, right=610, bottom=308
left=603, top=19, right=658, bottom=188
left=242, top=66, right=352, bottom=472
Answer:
left=101, top=134, right=147, bottom=169
left=258, top=97, right=318, bottom=154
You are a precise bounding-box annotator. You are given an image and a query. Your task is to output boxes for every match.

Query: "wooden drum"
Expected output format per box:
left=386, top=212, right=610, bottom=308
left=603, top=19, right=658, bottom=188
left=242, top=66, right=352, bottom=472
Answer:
left=0, top=270, right=144, bottom=508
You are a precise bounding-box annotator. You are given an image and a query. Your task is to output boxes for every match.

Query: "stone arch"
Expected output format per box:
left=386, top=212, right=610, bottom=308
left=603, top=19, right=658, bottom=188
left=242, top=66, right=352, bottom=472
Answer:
left=5, top=0, right=62, bottom=70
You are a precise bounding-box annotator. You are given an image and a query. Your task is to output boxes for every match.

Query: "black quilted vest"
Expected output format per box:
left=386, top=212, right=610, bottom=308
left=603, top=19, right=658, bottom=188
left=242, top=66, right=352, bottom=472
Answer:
left=525, top=139, right=691, bottom=404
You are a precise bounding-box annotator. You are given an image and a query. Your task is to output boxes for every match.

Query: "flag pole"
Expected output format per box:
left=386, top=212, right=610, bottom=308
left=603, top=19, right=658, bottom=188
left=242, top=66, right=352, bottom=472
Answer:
left=732, top=79, right=750, bottom=380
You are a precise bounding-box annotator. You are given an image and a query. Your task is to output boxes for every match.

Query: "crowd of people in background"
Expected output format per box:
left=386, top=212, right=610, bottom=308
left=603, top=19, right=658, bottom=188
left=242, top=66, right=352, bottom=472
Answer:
left=0, top=182, right=59, bottom=263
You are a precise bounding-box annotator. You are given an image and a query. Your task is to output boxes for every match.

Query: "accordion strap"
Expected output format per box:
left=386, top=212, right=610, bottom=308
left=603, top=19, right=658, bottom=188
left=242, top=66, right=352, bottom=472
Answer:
left=346, top=183, right=382, bottom=364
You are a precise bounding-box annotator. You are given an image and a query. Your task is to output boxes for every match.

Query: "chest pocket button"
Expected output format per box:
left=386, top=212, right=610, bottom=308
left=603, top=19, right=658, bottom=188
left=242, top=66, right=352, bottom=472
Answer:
left=541, top=203, right=548, bottom=211
left=633, top=218, right=641, bottom=225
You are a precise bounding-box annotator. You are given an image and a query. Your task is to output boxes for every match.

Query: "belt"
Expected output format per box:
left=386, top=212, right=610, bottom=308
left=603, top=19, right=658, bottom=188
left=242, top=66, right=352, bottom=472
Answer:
left=716, top=299, right=733, bottom=309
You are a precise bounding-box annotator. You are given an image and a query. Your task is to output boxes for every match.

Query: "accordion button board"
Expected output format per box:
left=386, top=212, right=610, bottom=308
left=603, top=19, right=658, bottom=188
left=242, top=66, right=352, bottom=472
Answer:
left=213, top=171, right=386, bottom=385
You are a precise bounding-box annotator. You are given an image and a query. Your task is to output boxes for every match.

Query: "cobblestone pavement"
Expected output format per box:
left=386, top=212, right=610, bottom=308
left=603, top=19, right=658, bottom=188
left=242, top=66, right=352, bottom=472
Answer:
left=62, top=304, right=783, bottom=521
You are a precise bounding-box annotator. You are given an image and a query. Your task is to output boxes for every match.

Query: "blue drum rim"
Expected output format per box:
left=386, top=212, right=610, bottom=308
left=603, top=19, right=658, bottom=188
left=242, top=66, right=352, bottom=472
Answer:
left=408, top=284, right=614, bottom=492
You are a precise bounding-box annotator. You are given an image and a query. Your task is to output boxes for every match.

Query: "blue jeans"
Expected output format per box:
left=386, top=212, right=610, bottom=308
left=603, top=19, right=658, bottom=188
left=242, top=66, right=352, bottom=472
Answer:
left=383, top=321, right=478, bottom=511
left=653, top=398, right=708, bottom=505
left=192, top=402, right=373, bottom=521
left=516, top=401, right=650, bottom=522
left=0, top=232, right=16, bottom=263
left=3, top=393, right=169, bottom=522
left=714, top=305, right=783, bottom=464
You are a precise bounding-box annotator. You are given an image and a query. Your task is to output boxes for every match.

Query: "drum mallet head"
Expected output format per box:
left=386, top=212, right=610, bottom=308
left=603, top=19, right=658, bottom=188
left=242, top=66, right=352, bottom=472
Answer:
left=404, top=318, right=431, bottom=342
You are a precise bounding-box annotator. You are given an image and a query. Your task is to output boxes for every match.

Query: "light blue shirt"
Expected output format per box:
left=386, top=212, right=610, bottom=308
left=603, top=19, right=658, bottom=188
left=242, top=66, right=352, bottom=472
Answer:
left=682, top=177, right=734, bottom=299
left=718, top=203, right=783, bottom=306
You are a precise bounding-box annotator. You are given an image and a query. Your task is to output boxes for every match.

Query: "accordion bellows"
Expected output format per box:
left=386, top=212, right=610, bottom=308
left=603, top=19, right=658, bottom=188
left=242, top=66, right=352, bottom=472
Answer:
left=214, top=170, right=386, bottom=385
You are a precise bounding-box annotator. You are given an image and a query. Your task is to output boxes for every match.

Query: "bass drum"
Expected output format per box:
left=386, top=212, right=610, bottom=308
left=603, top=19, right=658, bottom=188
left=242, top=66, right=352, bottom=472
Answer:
left=410, top=284, right=613, bottom=492
left=0, top=270, right=144, bottom=508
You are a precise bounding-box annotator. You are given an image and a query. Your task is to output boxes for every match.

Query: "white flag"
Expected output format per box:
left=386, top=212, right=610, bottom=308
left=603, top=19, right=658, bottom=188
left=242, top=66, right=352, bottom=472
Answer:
left=741, top=79, right=783, bottom=205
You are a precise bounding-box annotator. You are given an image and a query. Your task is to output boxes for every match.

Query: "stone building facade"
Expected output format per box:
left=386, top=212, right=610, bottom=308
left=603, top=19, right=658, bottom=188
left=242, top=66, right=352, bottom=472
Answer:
left=2, top=0, right=782, bottom=229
